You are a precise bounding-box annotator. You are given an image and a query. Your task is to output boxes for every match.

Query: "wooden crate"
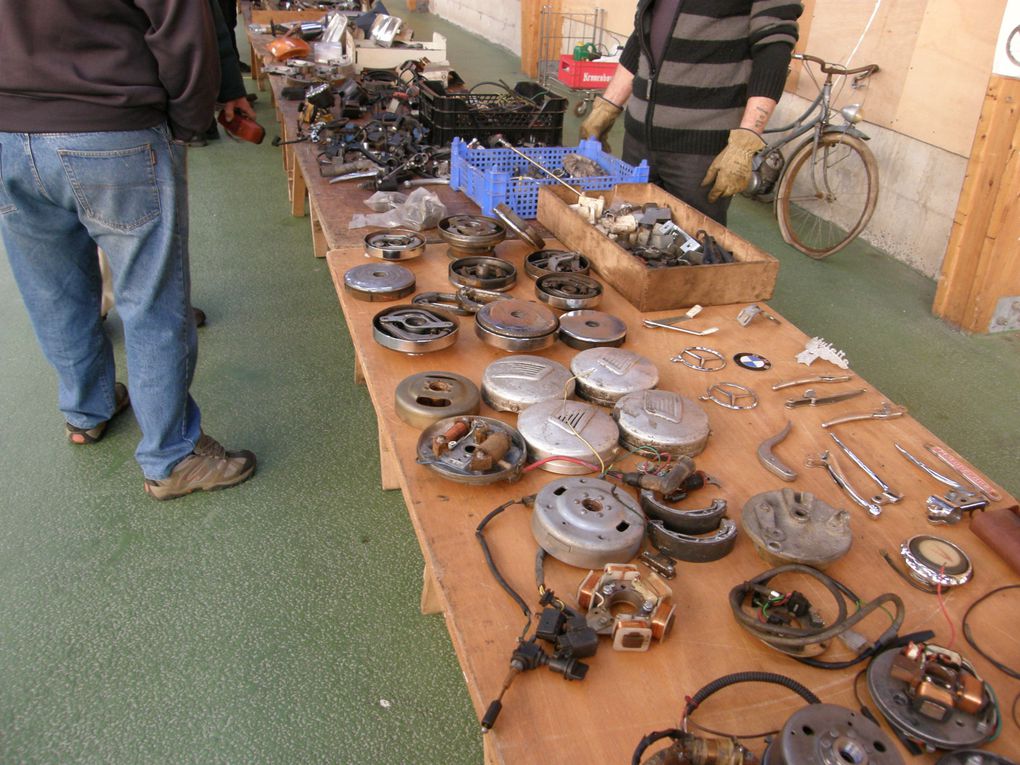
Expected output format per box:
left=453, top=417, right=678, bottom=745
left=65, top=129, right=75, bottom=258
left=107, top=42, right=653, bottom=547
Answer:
left=537, top=183, right=778, bottom=312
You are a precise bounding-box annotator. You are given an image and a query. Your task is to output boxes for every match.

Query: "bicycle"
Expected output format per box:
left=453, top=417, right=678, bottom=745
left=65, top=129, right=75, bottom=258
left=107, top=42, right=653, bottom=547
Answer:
left=746, top=53, right=880, bottom=259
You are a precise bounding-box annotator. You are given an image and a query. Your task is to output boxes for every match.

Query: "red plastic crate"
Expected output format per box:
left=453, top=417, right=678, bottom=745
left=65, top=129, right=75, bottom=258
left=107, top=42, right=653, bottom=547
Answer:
left=557, top=55, right=616, bottom=90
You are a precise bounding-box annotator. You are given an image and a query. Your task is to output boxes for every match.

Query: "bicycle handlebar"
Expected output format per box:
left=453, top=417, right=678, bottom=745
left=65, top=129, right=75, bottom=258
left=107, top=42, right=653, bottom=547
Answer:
left=793, top=52, right=879, bottom=78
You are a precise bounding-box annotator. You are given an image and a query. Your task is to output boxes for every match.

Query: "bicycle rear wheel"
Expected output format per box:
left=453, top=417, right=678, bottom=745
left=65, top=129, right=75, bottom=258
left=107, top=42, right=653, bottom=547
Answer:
left=774, top=132, right=878, bottom=259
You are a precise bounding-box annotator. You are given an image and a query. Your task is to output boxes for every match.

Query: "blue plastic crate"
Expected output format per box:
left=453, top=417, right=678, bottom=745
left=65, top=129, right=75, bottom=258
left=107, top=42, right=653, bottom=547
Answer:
left=449, top=138, right=650, bottom=219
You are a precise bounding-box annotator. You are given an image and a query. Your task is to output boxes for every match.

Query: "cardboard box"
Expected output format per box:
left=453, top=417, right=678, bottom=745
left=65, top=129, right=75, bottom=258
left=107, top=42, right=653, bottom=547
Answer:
left=354, top=33, right=447, bottom=71
left=537, top=183, right=778, bottom=312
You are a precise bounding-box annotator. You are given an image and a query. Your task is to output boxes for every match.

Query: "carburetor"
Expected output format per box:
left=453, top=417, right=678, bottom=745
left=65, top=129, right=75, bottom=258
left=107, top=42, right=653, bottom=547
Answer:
left=576, top=563, right=675, bottom=651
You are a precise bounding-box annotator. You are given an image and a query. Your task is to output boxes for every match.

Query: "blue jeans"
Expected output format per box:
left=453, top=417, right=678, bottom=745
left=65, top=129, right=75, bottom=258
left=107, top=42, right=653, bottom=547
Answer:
left=0, top=125, right=202, bottom=479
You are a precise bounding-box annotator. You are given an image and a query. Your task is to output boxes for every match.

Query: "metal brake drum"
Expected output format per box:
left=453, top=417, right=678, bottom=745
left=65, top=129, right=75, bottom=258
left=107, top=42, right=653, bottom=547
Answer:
left=741, top=488, right=852, bottom=569
left=493, top=203, right=545, bottom=250
left=516, top=399, right=619, bottom=474
left=570, top=347, right=659, bottom=406
left=343, top=262, right=416, bottom=301
left=613, top=390, right=710, bottom=458
left=535, top=273, right=603, bottom=311
left=372, top=304, right=459, bottom=353
left=438, top=214, right=506, bottom=257
left=448, top=256, right=517, bottom=292
left=364, top=228, right=426, bottom=261
left=558, top=310, right=627, bottom=350
left=394, top=371, right=480, bottom=428
left=481, top=356, right=574, bottom=413
left=531, top=476, right=645, bottom=568
left=475, top=299, right=559, bottom=352
left=524, top=250, right=591, bottom=280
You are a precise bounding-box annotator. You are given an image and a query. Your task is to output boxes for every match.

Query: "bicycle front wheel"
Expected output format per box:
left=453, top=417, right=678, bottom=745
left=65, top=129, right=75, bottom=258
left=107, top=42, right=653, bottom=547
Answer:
left=774, top=132, right=879, bottom=259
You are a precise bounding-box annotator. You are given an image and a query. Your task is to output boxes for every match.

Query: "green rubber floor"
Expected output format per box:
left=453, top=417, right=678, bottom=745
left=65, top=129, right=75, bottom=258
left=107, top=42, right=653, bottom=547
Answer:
left=1, top=8, right=1017, bottom=765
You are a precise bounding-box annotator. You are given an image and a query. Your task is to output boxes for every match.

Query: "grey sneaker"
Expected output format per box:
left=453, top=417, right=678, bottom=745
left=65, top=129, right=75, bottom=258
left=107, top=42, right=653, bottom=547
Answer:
left=144, top=434, right=256, bottom=500
left=66, top=382, right=130, bottom=444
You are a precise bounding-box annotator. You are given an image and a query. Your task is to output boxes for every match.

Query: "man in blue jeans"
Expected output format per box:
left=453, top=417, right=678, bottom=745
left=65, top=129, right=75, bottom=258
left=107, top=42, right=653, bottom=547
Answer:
left=0, top=0, right=256, bottom=499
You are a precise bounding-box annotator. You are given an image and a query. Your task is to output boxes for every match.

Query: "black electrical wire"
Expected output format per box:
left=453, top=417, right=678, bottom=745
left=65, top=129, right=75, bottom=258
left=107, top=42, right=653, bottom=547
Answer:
left=475, top=498, right=532, bottom=639
left=729, top=564, right=905, bottom=669
left=880, top=550, right=939, bottom=593
left=630, top=671, right=820, bottom=765
left=962, top=584, right=1020, bottom=680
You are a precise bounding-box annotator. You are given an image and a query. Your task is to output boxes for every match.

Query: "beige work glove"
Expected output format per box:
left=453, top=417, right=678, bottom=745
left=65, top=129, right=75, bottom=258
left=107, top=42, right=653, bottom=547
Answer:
left=701, top=128, right=766, bottom=203
left=579, top=96, right=623, bottom=153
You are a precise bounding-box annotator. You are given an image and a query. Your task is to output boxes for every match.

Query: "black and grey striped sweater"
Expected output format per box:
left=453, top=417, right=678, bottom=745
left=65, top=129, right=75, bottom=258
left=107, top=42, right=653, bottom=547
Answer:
left=620, top=0, right=802, bottom=155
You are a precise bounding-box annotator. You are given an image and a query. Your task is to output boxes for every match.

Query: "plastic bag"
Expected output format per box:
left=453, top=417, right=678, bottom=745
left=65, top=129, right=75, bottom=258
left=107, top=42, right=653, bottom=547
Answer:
left=349, top=188, right=447, bottom=231
left=364, top=191, right=407, bottom=212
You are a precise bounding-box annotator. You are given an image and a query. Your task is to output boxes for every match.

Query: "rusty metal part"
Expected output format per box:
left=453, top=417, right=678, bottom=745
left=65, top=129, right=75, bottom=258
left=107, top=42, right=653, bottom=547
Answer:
left=524, top=250, right=590, bottom=279
left=469, top=429, right=511, bottom=471
left=455, top=286, right=512, bottom=313
left=411, top=291, right=472, bottom=316
left=363, top=228, right=427, bottom=261
left=741, top=489, right=852, bottom=568
left=448, top=256, right=517, bottom=292
left=648, top=518, right=738, bottom=563
left=535, top=273, right=603, bottom=311
left=576, top=563, right=675, bottom=651
left=492, top=202, right=545, bottom=250
left=639, top=550, right=677, bottom=580
left=757, top=421, right=797, bottom=481
left=640, top=494, right=727, bottom=535
left=393, top=371, right=480, bottom=429
left=821, top=401, right=906, bottom=428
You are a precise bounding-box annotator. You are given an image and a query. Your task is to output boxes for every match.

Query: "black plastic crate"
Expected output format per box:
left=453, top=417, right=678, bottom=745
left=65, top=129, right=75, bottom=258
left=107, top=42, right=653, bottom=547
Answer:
left=417, top=80, right=567, bottom=147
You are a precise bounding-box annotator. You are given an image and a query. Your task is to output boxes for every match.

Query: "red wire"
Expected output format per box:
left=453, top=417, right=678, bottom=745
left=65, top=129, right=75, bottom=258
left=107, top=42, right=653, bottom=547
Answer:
left=522, top=455, right=600, bottom=473
left=936, top=566, right=956, bottom=649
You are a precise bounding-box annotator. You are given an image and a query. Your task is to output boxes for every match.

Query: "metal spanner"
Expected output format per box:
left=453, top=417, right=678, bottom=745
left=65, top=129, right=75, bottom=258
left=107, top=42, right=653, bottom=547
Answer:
left=828, top=432, right=902, bottom=504
left=805, top=450, right=883, bottom=519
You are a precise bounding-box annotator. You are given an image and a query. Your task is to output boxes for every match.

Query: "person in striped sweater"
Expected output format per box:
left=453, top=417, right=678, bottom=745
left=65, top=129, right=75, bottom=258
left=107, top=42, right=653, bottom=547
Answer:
left=580, top=0, right=802, bottom=225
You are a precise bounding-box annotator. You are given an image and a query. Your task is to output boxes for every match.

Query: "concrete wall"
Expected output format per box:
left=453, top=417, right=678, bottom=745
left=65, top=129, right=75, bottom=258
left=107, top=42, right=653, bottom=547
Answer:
left=771, top=96, right=967, bottom=278
left=428, top=0, right=520, bottom=55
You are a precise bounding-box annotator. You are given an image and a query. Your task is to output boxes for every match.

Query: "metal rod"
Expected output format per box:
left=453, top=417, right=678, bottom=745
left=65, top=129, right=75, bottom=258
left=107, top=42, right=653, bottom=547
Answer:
left=893, top=443, right=968, bottom=493
left=829, top=432, right=901, bottom=503
left=492, top=136, right=583, bottom=198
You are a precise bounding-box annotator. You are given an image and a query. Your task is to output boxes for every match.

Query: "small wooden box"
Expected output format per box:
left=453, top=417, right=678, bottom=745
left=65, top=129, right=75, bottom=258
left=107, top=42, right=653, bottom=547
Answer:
left=537, top=183, right=778, bottom=312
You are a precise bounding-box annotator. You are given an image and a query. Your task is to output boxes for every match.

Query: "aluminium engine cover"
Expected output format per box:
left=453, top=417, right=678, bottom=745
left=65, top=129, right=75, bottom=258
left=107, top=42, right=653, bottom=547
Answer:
left=531, top=477, right=645, bottom=568
left=517, top=399, right=619, bottom=474
left=481, top=356, right=574, bottom=413
left=762, top=704, right=903, bottom=765
left=474, top=299, right=559, bottom=352
left=570, top=347, right=659, bottom=406
left=612, top=389, right=710, bottom=458
left=394, top=371, right=480, bottom=429
left=558, top=310, right=627, bottom=350
left=343, top=262, right=416, bottom=301
left=741, top=488, right=852, bottom=569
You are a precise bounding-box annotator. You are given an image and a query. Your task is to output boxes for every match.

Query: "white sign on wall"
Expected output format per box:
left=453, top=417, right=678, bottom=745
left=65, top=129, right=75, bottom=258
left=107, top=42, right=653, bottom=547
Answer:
left=993, top=0, right=1020, bottom=78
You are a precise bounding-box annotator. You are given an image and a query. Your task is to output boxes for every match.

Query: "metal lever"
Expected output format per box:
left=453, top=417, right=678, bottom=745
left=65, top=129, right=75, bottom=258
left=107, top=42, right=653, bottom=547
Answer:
left=820, top=401, right=906, bottom=428
left=923, top=443, right=1002, bottom=502
left=893, top=443, right=969, bottom=493
left=489, top=136, right=584, bottom=198
left=805, top=450, right=883, bottom=519
left=772, top=374, right=853, bottom=391
left=785, top=388, right=866, bottom=409
left=828, top=432, right=902, bottom=504
left=642, top=320, right=719, bottom=336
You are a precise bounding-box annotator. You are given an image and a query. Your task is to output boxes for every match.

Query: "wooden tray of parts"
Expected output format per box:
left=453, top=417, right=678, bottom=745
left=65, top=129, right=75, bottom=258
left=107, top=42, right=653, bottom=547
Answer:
left=537, top=183, right=778, bottom=312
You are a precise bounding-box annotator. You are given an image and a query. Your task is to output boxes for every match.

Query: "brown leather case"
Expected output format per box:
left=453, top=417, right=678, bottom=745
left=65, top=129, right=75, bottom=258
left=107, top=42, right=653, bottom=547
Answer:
left=970, top=504, right=1020, bottom=575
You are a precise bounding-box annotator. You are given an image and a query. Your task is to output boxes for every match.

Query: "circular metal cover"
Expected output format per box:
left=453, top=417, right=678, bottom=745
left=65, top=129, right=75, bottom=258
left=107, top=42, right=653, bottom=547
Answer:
left=525, top=250, right=591, bottom=280
left=481, top=355, right=574, bottom=413
left=570, top=347, right=659, bottom=406
left=493, top=202, right=545, bottom=250
left=867, top=646, right=995, bottom=751
left=448, top=256, right=517, bottom=292
left=762, top=704, right=903, bottom=765
left=613, top=390, right=710, bottom=458
left=343, top=263, right=416, bottom=301
left=364, top=228, right=426, bottom=261
left=899, top=535, right=972, bottom=588
left=517, top=399, right=619, bottom=474
left=531, top=477, right=645, bottom=568
left=416, top=416, right=526, bottom=485
left=937, top=752, right=1017, bottom=765
left=372, top=304, right=459, bottom=353
left=438, top=215, right=506, bottom=252
left=558, top=310, right=627, bottom=350
left=394, top=371, right=481, bottom=429
left=741, top=488, right=852, bottom=568
left=475, top=300, right=559, bottom=352
left=535, top=273, right=603, bottom=311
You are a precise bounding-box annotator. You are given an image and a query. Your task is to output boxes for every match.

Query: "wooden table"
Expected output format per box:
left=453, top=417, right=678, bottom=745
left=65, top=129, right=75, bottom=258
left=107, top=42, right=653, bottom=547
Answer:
left=324, top=238, right=1020, bottom=764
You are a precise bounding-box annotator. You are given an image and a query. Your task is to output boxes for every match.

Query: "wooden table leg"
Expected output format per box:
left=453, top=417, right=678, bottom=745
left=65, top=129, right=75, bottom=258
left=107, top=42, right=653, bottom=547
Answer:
left=377, top=415, right=400, bottom=491
left=354, top=355, right=365, bottom=386
left=420, top=561, right=443, bottom=615
left=290, top=159, right=306, bottom=217
left=309, top=200, right=327, bottom=258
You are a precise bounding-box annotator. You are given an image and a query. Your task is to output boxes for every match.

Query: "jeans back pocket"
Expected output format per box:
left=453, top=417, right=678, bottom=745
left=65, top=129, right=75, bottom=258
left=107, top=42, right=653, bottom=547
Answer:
left=58, top=143, right=161, bottom=232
